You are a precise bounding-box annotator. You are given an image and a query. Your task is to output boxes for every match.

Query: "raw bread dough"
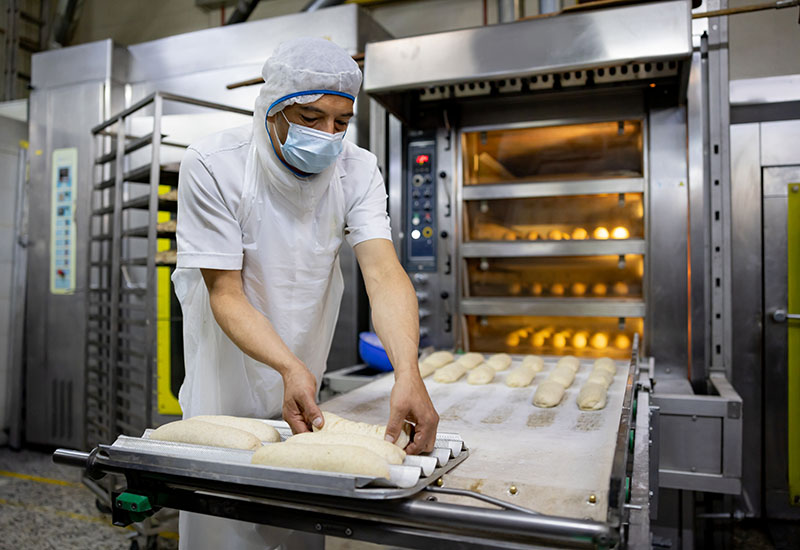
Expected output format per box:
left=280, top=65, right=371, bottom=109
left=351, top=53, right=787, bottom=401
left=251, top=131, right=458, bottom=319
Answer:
left=556, top=355, right=581, bottom=373
left=419, top=350, right=455, bottom=378
left=505, top=363, right=538, bottom=388
left=150, top=419, right=262, bottom=450
left=520, top=355, right=544, bottom=373
left=251, top=442, right=390, bottom=479
left=593, top=357, right=617, bottom=375
left=317, top=412, right=411, bottom=449
left=434, top=361, right=467, bottom=383
left=533, top=380, right=566, bottom=408
left=587, top=368, right=614, bottom=389
left=419, top=360, right=438, bottom=378
left=455, top=352, right=484, bottom=369
left=577, top=381, right=608, bottom=410
left=193, top=415, right=280, bottom=442
left=548, top=364, right=577, bottom=388
left=467, top=364, right=496, bottom=385
left=286, top=431, right=406, bottom=465
left=486, top=353, right=512, bottom=371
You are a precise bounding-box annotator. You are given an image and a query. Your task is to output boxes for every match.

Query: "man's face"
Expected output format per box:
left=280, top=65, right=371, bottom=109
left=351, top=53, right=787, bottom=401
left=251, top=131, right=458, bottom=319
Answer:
left=268, top=94, right=355, bottom=144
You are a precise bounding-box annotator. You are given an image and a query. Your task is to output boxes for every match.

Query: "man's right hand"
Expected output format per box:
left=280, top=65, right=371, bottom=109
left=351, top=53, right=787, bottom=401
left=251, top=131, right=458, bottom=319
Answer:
left=282, top=364, right=324, bottom=434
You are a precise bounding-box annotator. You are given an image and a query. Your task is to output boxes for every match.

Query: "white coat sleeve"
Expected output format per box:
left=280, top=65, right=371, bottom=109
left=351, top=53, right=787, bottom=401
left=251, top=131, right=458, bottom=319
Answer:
left=176, top=147, right=243, bottom=270
left=344, top=162, right=393, bottom=248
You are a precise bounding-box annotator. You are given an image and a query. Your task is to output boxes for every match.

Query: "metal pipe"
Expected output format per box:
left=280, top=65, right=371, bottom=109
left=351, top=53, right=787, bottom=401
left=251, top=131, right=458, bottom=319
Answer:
left=424, top=486, right=540, bottom=515
left=538, top=0, right=560, bottom=15
left=53, top=448, right=92, bottom=468
left=497, top=0, right=524, bottom=22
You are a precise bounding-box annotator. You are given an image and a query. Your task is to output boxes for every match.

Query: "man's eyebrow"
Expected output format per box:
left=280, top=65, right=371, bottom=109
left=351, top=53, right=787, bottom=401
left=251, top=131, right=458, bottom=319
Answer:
left=298, top=105, right=354, bottom=118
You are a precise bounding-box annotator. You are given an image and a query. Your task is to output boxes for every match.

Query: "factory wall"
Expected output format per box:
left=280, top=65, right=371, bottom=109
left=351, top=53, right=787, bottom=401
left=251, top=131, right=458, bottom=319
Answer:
left=69, top=0, right=800, bottom=81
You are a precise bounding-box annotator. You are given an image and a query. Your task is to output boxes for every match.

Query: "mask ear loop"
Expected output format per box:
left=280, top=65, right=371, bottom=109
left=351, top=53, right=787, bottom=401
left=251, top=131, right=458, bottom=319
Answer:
left=265, top=110, right=309, bottom=179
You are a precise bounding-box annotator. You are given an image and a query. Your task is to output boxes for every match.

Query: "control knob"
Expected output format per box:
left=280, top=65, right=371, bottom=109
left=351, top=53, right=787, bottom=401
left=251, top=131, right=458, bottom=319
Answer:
left=413, top=273, right=429, bottom=285
left=419, top=308, right=431, bottom=320
left=415, top=291, right=429, bottom=303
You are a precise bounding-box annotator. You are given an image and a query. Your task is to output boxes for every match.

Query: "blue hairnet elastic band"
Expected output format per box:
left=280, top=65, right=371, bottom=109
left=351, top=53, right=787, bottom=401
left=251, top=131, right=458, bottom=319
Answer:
left=266, top=89, right=355, bottom=115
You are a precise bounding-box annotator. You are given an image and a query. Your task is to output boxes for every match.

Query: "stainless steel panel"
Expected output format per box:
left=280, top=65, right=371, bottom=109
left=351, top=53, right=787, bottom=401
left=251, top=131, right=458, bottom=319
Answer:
left=387, top=115, right=403, bottom=257
left=647, top=107, right=689, bottom=373
left=461, top=240, right=646, bottom=258
left=730, top=75, right=800, bottom=105
left=31, top=40, right=113, bottom=89
left=459, top=297, right=646, bottom=318
left=660, top=415, right=722, bottom=474
left=761, top=120, right=800, bottom=167
left=729, top=123, right=763, bottom=514
left=364, top=0, right=692, bottom=93
left=764, top=167, right=800, bottom=197
left=461, top=178, right=645, bottom=201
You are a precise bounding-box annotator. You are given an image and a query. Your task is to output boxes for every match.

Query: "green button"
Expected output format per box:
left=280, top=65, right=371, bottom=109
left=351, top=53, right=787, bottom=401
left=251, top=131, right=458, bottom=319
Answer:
left=116, top=492, right=152, bottom=513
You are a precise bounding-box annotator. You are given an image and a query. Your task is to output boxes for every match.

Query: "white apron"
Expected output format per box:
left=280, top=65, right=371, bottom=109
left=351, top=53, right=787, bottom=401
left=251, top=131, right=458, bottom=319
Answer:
left=173, top=128, right=345, bottom=549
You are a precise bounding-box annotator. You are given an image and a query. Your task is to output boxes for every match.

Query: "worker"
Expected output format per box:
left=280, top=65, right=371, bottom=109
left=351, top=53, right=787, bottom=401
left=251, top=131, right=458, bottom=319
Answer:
left=172, top=37, right=439, bottom=549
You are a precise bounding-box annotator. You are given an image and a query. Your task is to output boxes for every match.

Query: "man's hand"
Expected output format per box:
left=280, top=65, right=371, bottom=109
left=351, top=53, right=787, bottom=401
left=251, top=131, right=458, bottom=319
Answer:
left=385, top=372, right=439, bottom=455
left=282, top=365, right=324, bottom=434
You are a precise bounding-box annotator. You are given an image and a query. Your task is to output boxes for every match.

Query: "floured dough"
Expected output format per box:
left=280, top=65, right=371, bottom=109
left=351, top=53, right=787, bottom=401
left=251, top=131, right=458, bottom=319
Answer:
left=455, top=352, right=484, bottom=369
left=286, top=431, right=406, bottom=465
left=533, top=380, right=566, bottom=408
left=251, top=442, right=390, bottom=479
left=419, top=350, right=455, bottom=378
left=520, top=355, right=544, bottom=373
left=577, top=381, right=608, bottom=410
left=419, top=360, right=438, bottom=378
left=316, top=412, right=410, bottom=449
left=587, top=368, right=614, bottom=389
left=434, top=361, right=467, bottom=383
left=593, top=357, right=617, bottom=375
left=548, top=364, right=577, bottom=388
left=505, top=363, right=538, bottom=388
left=556, top=355, right=581, bottom=373
left=150, top=419, right=262, bottom=450
left=486, top=353, right=512, bottom=371
left=193, top=415, right=280, bottom=442
left=467, top=364, right=495, bottom=385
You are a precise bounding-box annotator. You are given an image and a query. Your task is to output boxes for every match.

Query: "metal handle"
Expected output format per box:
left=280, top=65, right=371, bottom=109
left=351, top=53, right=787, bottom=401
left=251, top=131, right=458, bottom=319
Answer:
left=773, top=309, right=800, bottom=323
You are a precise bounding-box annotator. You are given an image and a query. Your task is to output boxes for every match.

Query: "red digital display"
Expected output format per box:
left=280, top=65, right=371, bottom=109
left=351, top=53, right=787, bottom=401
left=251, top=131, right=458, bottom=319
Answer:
left=415, top=154, right=430, bottom=166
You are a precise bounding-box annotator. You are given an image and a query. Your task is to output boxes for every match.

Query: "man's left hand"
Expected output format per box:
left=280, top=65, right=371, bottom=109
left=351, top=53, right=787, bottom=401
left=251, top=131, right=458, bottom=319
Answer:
left=385, top=371, right=439, bottom=455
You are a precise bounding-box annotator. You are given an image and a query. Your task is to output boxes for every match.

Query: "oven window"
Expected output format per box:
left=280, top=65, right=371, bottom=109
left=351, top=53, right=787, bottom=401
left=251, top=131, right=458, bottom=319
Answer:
left=465, top=255, right=644, bottom=298
left=464, top=193, right=644, bottom=242
left=462, top=120, right=643, bottom=185
left=465, top=315, right=643, bottom=359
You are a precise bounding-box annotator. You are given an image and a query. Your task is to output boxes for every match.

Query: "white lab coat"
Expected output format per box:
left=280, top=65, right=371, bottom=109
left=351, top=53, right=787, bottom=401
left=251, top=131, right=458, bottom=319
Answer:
left=172, top=120, right=392, bottom=549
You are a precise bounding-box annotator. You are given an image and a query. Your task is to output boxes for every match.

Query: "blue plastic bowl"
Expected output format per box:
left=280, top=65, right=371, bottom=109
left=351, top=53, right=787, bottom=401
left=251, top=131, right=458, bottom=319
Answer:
left=358, top=332, right=393, bottom=372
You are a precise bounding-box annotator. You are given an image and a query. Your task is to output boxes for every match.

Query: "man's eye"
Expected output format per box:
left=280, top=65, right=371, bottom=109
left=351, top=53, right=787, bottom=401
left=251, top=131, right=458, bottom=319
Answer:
left=301, top=116, right=317, bottom=123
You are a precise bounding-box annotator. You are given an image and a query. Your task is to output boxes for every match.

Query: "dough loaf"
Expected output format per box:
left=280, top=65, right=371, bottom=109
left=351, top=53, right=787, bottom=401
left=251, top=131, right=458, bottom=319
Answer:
left=577, top=381, right=608, bottom=410
left=419, top=350, right=455, bottom=378
left=419, top=360, right=438, bottom=378
left=520, top=355, right=544, bottom=373
left=316, top=412, right=411, bottom=449
left=193, top=415, right=280, bottom=442
left=150, top=419, right=262, bottom=450
left=533, top=380, right=566, bottom=408
left=593, top=357, right=617, bottom=375
left=434, top=361, right=467, bottom=383
left=506, top=363, right=538, bottom=388
left=467, top=364, right=495, bottom=385
left=455, top=352, right=484, bottom=369
left=486, top=353, right=512, bottom=371
left=556, top=355, right=581, bottom=373
left=548, top=364, right=577, bottom=388
left=587, top=368, right=614, bottom=389
left=286, top=431, right=406, bottom=465
left=251, top=442, right=390, bottom=479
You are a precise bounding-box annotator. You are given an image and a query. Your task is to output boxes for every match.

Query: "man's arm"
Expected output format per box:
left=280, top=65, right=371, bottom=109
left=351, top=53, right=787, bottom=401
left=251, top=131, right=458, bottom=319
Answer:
left=200, top=268, right=323, bottom=433
left=353, top=239, right=439, bottom=454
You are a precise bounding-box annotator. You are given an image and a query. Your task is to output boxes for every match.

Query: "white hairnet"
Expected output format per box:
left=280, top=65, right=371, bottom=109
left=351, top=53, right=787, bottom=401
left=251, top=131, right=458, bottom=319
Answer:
left=256, top=37, right=362, bottom=117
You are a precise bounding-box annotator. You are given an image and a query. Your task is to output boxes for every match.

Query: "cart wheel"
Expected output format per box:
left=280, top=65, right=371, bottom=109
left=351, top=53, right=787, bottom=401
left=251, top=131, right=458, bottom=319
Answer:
left=95, top=498, right=112, bottom=514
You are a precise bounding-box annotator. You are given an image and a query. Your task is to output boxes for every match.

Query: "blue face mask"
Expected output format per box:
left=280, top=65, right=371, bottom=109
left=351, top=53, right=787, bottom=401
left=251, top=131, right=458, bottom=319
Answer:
left=272, top=110, right=345, bottom=175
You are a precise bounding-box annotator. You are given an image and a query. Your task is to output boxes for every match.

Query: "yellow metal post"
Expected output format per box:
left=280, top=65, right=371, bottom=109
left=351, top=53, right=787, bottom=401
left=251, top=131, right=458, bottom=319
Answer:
left=788, top=182, right=800, bottom=505
left=157, top=186, right=181, bottom=415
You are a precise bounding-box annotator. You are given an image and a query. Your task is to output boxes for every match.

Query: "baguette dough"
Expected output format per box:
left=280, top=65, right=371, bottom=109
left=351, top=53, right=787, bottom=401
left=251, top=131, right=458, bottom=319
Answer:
left=593, top=357, right=617, bottom=375
left=577, top=381, right=608, bottom=410
left=505, top=363, right=538, bottom=388
left=419, top=360, right=439, bottom=378
left=193, top=415, right=280, bottom=442
left=455, top=352, right=484, bottom=369
left=434, top=361, right=467, bottom=383
left=150, top=419, right=262, bottom=450
left=587, top=368, right=614, bottom=389
left=251, top=442, right=390, bottom=479
left=533, top=380, right=566, bottom=408
left=548, top=364, right=577, bottom=388
left=520, top=355, right=544, bottom=373
left=467, top=364, right=495, bottom=385
left=316, top=412, right=411, bottom=449
left=286, top=431, right=406, bottom=465
left=486, top=353, right=512, bottom=371
left=556, top=355, right=581, bottom=373
left=419, top=350, right=455, bottom=378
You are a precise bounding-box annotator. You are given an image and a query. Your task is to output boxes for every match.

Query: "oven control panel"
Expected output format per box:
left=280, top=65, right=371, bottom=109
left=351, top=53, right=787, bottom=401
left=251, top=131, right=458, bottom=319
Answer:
left=406, top=138, right=436, bottom=271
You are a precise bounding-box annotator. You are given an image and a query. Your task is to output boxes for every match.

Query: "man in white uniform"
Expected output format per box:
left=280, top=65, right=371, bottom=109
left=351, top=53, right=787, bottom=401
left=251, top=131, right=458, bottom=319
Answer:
left=172, top=37, right=439, bottom=549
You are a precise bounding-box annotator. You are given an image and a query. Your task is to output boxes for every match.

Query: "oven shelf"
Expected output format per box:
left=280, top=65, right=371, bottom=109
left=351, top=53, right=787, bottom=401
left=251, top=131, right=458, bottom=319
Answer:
left=461, top=178, right=645, bottom=201
left=461, top=239, right=646, bottom=258
left=460, top=297, right=646, bottom=318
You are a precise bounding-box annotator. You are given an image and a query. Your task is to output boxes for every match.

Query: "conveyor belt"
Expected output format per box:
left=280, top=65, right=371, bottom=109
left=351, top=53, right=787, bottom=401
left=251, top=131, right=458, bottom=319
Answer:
left=322, top=355, right=631, bottom=521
